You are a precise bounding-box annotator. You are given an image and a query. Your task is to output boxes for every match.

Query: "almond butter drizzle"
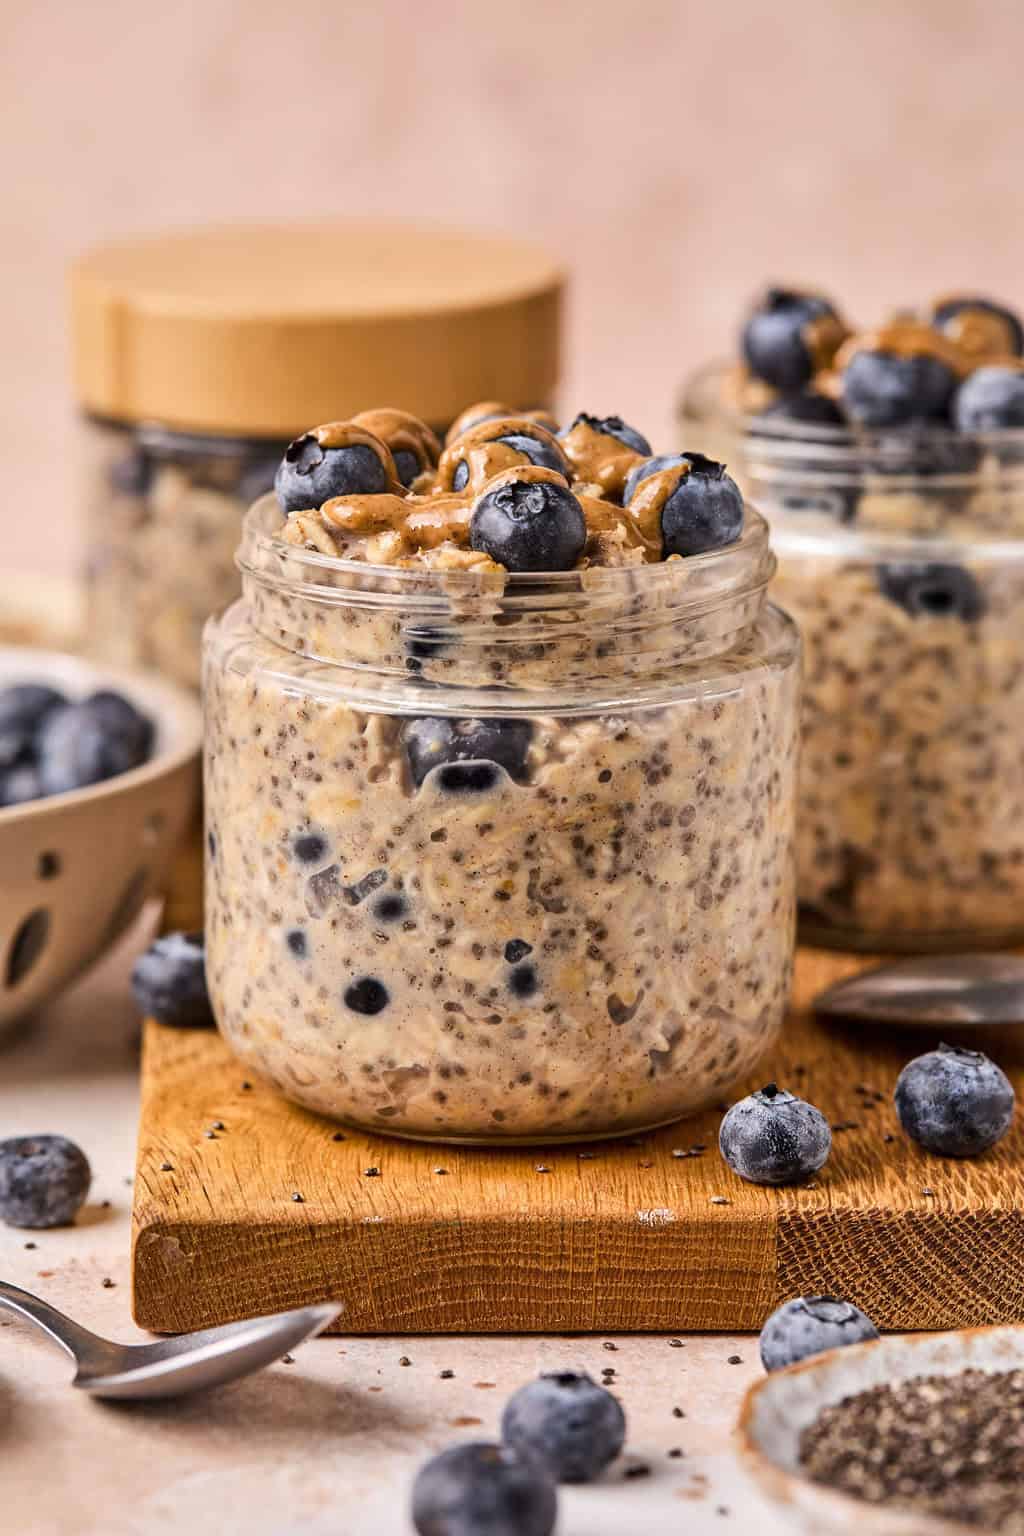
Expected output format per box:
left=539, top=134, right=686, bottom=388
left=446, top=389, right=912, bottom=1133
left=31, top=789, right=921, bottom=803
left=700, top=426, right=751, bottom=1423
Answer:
left=835, top=321, right=972, bottom=378
left=932, top=304, right=1017, bottom=363
left=350, top=409, right=441, bottom=475
left=559, top=418, right=644, bottom=500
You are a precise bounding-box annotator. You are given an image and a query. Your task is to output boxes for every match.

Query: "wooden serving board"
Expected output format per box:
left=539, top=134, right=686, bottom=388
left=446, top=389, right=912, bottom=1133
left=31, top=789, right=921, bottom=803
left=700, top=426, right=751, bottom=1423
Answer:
left=131, top=947, right=1024, bottom=1335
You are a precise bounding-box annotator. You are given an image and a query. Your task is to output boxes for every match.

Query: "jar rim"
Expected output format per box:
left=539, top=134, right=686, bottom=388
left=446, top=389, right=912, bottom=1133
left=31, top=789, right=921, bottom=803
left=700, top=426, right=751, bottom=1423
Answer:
left=238, top=492, right=774, bottom=613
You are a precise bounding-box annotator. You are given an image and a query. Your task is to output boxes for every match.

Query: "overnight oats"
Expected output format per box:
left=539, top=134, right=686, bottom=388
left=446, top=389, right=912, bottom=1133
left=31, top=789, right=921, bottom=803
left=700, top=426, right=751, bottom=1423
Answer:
left=683, top=288, right=1024, bottom=950
left=72, top=224, right=563, bottom=689
left=203, top=404, right=799, bottom=1142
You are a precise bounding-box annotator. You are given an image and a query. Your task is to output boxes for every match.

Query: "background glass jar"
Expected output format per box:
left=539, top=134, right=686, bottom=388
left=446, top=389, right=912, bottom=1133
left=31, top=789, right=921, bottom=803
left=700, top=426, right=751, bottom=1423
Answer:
left=71, top=223, right=564, bottom=689
left=202, top=496, right=799, bottom=1144
left=683, top=361, right=1024, bottom=952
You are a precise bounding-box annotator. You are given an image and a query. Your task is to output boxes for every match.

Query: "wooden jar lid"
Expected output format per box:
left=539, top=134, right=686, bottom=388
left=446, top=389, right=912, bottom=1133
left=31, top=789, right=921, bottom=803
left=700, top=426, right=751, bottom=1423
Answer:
left=70, top=222, right=564, bottom=437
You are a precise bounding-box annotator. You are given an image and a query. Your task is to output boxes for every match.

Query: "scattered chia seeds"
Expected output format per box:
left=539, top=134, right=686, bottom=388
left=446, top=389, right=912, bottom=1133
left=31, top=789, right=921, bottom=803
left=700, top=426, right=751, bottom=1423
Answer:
left=602, top=1341, right=618, bottom=1351
left=160, top=1162, right=173, bottom=1172
left=535, top=1164, right=550, bottom=1174
left=669, top=1447, right=684, bottom=1458
left=332, top=1132, right=346, bottom=1142
left=364, top=1167, right=381, bottom=1177
left=624, top=1462, right=651, bottom=1479
left=281, top=1353, right=295, bottom=1364
left=672, top=1406, right=685, bottom=1418
left=668, top=1339, right=684, bottom=1349
left=710, top=1195, right=731, bottom=1206
left=399, top=1356, right=411, bottom=1367
left=433, top=1167, right=448, bottom=1176
left=291, top=1192, right=304, bottom=1203
left=101, top=1277, right=115, bottom=1288
left=727, top=1355, right=742, bottom=1365
left=439, top=1369, right=454, bottom=1379
left=801, top=1368, right=1024, bottom=1529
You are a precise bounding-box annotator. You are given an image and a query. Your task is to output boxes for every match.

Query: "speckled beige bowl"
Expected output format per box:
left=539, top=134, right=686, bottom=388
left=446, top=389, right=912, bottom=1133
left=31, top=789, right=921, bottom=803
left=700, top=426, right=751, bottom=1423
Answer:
left=738, top=1325, right=1024, bottom=1535
left=0, top=648, right=201, bottom=1034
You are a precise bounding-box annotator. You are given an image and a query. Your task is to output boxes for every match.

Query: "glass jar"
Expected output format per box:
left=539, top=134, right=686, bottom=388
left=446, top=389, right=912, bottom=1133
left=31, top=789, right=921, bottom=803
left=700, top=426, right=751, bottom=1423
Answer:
left=683, top=361, right=1024, bottom=951
left=202, top=496, right=800, bottom=1144
left=71, top=223, right=564, bottom=690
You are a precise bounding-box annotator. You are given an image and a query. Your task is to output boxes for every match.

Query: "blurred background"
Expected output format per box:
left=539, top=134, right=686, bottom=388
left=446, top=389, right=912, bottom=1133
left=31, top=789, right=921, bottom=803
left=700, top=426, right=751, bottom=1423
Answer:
left=5, top=0, right=1024, bottom=576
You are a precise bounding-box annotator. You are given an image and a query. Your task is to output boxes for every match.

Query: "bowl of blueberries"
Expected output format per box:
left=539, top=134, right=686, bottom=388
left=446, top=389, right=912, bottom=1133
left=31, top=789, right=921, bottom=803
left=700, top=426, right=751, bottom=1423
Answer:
left=0, top=647, right=201, bottom=1034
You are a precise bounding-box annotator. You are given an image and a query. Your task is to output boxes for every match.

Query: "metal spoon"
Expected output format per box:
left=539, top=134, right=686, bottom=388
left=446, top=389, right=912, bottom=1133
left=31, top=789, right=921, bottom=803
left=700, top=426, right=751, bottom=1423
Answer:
left=0, top=1281, right=340, bottom=1399
left=813, top=953, right=1024, bottom=1029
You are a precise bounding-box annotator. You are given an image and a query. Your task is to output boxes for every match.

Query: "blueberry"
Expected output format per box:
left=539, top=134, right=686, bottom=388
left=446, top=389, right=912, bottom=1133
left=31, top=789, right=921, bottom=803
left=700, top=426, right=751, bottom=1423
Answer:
left=36, top=691, right=153, bottom=797
left=131, top=931, right=215, bottom=1029
left=719, top=1083, right=831, bottom=1186
left=403, top=718, right=532, bottom=790
left=293, top=832, right=330, bottom=866
left=504, top=939, right=532, bottom=963
left=343, top=977, right=390, bottom=1015
left=563, top=412, right=651, bottom=457
left=0, top=684, right=67, bottom=736
left=451, top=432, right=568, bottom=494
left=625, top=453, right=744, bottom=558
left=411, top=1442, right=556, bottom=1536
left=876, top=563, right=984, bottom=622
left=895, top=1042, right=1014, bottom=1157
left=470, top=476, right=586, bottom=572
left=622, top=453, right=689, bottom=506
left=759, top=1296, right=878, bottom=1372
left=841, top=349, right=959, bottom=428
left=954, top=366, right=1024, bottom=431
left=286, top=928, right=308, bottom=958
left=393, top=450, right=421, bottom=487
left=932, top=295, right=1024, bottom=358
left=742, top=289, right=843, bottom=392
left=274, top=433, right=390, bottom=514
left=0, top=765, right=43, bottom=807
left=371, top=892, right=408, bottom=923
left=0, top=1135, right=92, bottom=1228
left=756, top=391, right=845, bottom=427
left=509, top=963, right=538, bottom=998
left=501, top=1370, right=626, bottom=1484
left=870, top=430, right=982, bottom=478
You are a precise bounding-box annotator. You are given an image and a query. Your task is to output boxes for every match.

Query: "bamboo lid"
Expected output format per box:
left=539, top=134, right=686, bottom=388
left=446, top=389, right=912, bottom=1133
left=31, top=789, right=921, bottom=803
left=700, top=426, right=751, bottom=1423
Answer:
left=70, top=222, right=564, bottom=437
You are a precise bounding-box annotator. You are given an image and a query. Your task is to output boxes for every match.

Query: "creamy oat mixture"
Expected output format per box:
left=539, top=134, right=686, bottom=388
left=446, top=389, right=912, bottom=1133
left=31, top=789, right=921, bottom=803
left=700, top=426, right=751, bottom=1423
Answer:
left=203, top=403, right=799, bottom=1140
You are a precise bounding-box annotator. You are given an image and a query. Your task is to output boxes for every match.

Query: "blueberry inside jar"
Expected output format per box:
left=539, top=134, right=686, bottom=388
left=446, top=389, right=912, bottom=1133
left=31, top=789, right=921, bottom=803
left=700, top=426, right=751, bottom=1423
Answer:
left=681, top=287, right=1024, bottom=950
left=203, top=404, right=799, bottom=1141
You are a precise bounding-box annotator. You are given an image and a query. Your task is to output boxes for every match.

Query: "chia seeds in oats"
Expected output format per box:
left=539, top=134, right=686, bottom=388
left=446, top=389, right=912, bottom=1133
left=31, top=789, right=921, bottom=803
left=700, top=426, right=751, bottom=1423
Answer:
left=800, top=1369, right=1024, bottom=1529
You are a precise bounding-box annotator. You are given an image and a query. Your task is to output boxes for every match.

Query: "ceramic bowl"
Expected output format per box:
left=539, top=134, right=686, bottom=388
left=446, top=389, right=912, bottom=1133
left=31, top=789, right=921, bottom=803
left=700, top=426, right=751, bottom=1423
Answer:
left=738, top=1324, right=1024, bottom=1535
left=0, top=647, right=201, bottom=1034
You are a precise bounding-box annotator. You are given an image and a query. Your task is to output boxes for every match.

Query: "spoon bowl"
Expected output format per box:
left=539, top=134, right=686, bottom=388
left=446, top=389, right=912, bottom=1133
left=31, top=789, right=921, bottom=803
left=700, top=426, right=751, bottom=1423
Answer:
left=0, top=1281, right=340, bottom=1400
left=813, top=953, right=1024, bottom=1029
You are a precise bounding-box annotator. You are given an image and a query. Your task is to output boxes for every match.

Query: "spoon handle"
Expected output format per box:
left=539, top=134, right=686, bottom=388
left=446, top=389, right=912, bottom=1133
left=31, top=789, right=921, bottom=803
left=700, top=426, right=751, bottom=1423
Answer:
left=0, top=1280, right=108, bottom=1364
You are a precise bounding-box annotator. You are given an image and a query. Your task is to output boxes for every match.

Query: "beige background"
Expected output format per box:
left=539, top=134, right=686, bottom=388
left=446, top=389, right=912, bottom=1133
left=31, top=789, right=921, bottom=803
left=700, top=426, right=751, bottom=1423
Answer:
left=5, top=0, right=1024, bottom=576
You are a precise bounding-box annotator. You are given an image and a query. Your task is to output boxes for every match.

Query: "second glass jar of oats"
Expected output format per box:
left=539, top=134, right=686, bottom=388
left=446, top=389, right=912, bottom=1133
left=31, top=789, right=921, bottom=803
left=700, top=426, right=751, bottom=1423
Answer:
left=70, top=223, right=563, bottom=689
left=684, top=291, right=1024, bottom=951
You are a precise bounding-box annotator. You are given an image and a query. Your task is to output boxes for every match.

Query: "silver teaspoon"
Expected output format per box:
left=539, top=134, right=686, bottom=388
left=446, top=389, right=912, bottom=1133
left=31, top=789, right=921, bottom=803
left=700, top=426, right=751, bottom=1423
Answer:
left=0, top=1281, right=340, bottom=1399
left=813, top=953, right=1024, bottom=1029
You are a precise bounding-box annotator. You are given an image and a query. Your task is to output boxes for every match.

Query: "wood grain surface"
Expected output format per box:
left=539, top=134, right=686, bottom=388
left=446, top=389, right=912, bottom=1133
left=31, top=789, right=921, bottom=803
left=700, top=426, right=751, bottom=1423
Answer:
left=131, top=947, right=1024, bottom=1335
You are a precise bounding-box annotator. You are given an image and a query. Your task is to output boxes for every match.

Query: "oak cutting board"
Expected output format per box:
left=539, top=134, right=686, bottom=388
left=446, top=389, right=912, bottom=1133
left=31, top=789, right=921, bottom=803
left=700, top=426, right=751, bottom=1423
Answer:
left=131, top=946, right=1024, bottom=1335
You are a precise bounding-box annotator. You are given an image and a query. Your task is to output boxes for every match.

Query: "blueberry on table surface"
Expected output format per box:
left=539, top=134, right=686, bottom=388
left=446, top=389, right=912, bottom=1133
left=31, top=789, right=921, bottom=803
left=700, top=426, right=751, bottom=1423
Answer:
left=931, top=295, right=1024, bottom=358
left=402, top=717, right=533, bottom=790
left=0, top=1135, right=92, bottom=1229
left=759, top=1295, right=878, bottom=1372
left=954, top=365, right=1024, bottom=431
left=36, top=691, right=153, bottom=796
left=841, top=349, right=958, bottom=428
left=411, top=1441, right=557, bottom=1536
left=131, top=932, right=215, bottom=1029
left=742, top=289, right=843, bottom=392
left=470, top=476, right=586, bottom=572
left=876, top=563, right=985, bottom=623
left=562, top=412, right=651, bottom=457
left=629, top=453, right=743, bottom=558
left=719, top=1083, right=831, bottom=1185
left=501, top=1370, right=626, bottom=1483
left=895, top=1042, right=1014, bottom=1157
left=274, top=434, right=390, bottom=513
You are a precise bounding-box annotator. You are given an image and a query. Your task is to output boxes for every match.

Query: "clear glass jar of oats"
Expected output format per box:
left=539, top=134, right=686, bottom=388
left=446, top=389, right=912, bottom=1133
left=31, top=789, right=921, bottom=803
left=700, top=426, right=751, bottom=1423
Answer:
left=71, top=224, right=564, bottom=690
left=202, top=493, right=799, bottom=1144
left=683, top=360, right=1024, bottom=951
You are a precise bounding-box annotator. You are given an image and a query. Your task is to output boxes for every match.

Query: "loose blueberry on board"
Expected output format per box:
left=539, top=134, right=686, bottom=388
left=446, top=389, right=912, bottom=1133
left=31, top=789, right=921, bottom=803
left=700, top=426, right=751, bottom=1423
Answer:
left=759, top=1296, right=879, bottom=1373
left=501, top=1371, right=626, bottom=1483
left=0, top=1135, right=92, bottom=1229
left=131, top=932, right=215, bottom=1029
left=411, top=1441, right=557, bottom=1536
left=719, top=1083, right=832, bottom=1186
left=402, top=717, right=533, bottom=791
left=274, top=434, right=390, bottom=513
left=36, top=691, right=153, bottom=797
left=742, top=289, right=842, bottom=392
left=624, top=453, right=744, bottom=558
left=876, top=563, right=985, bottom=623
left=563, top=412, right=652, bottom=457
left=954, top=366, right=1024, bottom=431
left=755, top=391, right=846, bottom=427
left=894, top=1043, right=1015, bottom=1157
left=470, top=476, right=586, bottom=572
left=840, top=349, right=959, bottom=428
left=931, top=295, right=1024, bottom=358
